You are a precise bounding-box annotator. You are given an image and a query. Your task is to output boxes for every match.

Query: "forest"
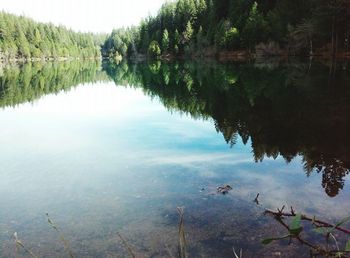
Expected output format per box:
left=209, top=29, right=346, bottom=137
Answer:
left=1, top=0, right=350, bottom=62
left=102, top=0, right=350, bottom=60
left=0, top=12, right=104, bottom=61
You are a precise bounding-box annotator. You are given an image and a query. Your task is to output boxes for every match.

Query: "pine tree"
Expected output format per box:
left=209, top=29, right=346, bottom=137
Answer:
left=174, top=29, right=181, bottom=53
left=183, top=21, right=194, bottom=43
left=162, top=29, right=170, bottom=52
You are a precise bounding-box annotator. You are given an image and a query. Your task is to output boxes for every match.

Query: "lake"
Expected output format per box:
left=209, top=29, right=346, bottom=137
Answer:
left=0, top=60, right=349, bottom=257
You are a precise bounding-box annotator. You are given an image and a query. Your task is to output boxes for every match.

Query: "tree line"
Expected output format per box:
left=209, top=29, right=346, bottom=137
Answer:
left=102, top=0, right=350, bottom=59
left=0, top=11, right=105, bottom=61
left=1, top=1, right=349, bottom=62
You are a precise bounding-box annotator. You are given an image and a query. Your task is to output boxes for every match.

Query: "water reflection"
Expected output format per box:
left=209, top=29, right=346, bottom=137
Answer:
left=2, top=60, right=350, bottom=197
left=103, top=60, right=350, bottom=197
left=0, top=61, right=108, bottom=107
left=0, top=60, right=350, bottom=257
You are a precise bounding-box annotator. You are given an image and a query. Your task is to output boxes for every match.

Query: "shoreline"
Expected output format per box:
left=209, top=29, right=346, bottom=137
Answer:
left=0, top=56, right=102, bottom=65
left=1, top=52, right=350, bottom=66
left=125, top=48, right=350, bottom=63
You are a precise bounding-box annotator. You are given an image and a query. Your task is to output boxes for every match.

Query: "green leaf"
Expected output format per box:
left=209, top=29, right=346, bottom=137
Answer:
left=345, top=240, right=350, bottom=251
left=289, top=214, right=303, bottom=235
left=262, top=235, right=290, bottom=245
left=290, top=214, right=302, bottom=230
left=335, top=216, right=350, bottom=228
left=262, top=238, right=275, bottom=245
left=289, top=227, right=303, bottom=236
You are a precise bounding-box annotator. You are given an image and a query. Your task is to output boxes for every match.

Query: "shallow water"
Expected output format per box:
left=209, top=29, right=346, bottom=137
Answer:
left=0, top=61, right=350, bottom=257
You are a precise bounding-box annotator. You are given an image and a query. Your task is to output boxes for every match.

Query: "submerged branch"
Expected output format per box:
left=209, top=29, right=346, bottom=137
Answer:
left=264, top=208, right=350, bottom=235
left=177, top=207, right=188, bottom=258
left=116, top=232, right=136, bottom=258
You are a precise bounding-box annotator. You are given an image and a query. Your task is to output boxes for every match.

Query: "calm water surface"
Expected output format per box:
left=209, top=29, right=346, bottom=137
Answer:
left=0, top=61, right=349, bottom=257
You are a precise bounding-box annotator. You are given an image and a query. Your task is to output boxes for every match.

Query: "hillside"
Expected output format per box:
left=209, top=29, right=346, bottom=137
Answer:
left=102, top=0, right=350, bottom=60
left=0, top=11, right=104, bottom=62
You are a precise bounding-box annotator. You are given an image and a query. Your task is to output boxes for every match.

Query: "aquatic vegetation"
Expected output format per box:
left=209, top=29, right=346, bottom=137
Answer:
left=177, top=207, right=188, bottom=258
left=8, top=203, right=350, bottom=257
left=263, top=206, right=350, bottom=257
left=46, top=213, right=75, bottom=258
left=10, top=209, right=188, bottom=258
left=13, top=232, right=39, bottom=258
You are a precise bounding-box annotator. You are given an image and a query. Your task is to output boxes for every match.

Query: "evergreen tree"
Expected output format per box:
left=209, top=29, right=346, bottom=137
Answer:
left=148, top=40, right=161, bottom=58
left=242, top=2, right=269, bottom=50
left=162, top=29, right=170, bottom=52
left=183, top=21, right=194, bottom=43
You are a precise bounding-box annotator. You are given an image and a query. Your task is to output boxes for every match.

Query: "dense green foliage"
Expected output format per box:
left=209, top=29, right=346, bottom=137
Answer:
left=0, top=12, right=103, bottom=61
left=1, top=1, right=349, bottom=61
left=148, top=40, right=162, bottom=58
left=102, top=0, right=350, bottom=58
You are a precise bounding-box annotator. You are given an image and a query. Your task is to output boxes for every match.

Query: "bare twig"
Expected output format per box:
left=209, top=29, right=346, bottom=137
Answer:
left=290, top=206, right=296, bottom=216
left=254, top=193, right=260, bottom=205
left=277, top=205, right=285, bottom=214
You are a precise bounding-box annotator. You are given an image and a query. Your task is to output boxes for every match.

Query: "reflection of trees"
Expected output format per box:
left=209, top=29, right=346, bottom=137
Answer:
left=0, top=61, right=109, bottom=107
left=304, top=155, right=349, bottom=197
left=104, top=60, right=350, bottom=197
